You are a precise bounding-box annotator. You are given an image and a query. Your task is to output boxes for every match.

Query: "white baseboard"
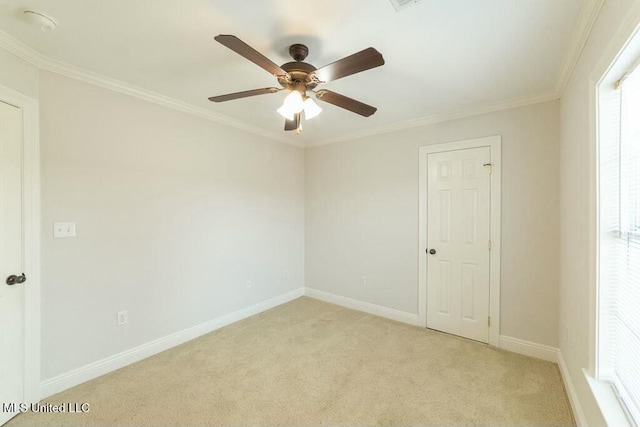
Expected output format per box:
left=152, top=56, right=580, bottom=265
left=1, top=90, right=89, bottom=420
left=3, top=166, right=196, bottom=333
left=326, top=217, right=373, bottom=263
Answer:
left=557, top=350, right=588, bottom=426
left=304, top=287, right=420, bottom=326
left=40, top=287, right=305, bottom=399
left=498, top=335, right=559, bottom=362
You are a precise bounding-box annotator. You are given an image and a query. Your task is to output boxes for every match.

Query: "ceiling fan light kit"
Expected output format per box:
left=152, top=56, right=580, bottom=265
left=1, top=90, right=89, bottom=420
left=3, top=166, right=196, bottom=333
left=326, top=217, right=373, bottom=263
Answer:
left=278, top=90, right=304, bottom=118
left=276, top=104, right=294, bottom=121
left=303, top=97, right=322, bottom=120
left=208, top=35, right=384, bottom=135
left=277, top=91, right=322, bottom=122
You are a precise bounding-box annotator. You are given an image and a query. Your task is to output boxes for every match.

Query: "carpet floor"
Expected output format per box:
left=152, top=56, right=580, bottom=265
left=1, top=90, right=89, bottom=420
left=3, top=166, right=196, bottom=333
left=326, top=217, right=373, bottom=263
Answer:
left=7, top=297, right=575, bottom=426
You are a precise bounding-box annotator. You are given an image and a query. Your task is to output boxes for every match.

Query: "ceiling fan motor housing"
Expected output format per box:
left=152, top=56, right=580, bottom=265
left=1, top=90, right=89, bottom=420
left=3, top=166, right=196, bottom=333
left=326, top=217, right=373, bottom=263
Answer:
left=278, top=63, right=318, bottom=91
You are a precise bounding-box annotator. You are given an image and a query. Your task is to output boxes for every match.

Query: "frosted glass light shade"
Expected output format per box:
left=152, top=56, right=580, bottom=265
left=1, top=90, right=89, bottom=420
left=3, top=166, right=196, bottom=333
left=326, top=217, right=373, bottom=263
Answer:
left=277, top=90, right=305, bottom=120
left=277, top=105, right=294, bottom=120
left=303, top=98, right=322, bottom=120
left=283, top=90, right=304, bottom=112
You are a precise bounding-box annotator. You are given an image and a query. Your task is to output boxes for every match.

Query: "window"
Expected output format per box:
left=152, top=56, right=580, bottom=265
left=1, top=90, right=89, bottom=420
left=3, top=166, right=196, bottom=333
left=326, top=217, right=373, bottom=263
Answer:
left=599, top=57, right=640, bottom=425
left=621, top=72, right=640, bottom=238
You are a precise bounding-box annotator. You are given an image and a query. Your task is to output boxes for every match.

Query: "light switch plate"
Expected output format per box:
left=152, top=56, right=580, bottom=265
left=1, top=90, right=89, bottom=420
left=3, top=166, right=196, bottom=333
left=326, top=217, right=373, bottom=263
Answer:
left=117, top=310, right=128, bottom=326
left=53, top=222, right=76, bottom=238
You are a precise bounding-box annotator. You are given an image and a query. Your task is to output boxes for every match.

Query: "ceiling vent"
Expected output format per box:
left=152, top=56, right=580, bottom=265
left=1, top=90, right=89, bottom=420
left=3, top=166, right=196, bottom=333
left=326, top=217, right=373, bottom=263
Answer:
left=388, top=0, right=422, bottom=12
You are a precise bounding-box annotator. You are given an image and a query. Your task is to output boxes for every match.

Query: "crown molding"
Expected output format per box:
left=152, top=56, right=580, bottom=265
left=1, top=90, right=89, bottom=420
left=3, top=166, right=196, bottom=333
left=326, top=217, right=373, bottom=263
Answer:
left=554, top=0, right=605, bottom=97
left=0, top=27, right=43, bottom=68
left=0, top=29, right=303, bottom=148
left=306, top=90, right=559, bottom=148
left=306, top=0, right=605, bottom=148
left=1, top=16, right=586, bottom=150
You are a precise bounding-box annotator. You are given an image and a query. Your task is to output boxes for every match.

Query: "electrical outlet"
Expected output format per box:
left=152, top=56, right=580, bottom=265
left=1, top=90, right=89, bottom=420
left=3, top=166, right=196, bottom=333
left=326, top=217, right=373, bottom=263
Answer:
left=53, top=222, right=76, bottom=238
left=117, top=311, right=128, bottom=326
left=360, top=276, right=366, bottom=286
left=246, top=280, right=252, bottom=288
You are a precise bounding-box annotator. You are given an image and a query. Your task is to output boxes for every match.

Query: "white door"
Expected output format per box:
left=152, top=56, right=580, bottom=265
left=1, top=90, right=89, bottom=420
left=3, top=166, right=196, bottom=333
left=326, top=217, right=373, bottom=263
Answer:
left=0, top=100, right=25, bottom=425
left=426, top=147, right=491, bottom=343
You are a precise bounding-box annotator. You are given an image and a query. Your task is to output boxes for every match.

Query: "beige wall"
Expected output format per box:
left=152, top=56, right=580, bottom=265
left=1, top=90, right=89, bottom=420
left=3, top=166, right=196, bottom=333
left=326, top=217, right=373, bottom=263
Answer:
left=559, top=0, right=636, bottom=425
left=38, top=71, right=305, bottom=379
left=0, top=48, right=39, bottom=99
left=305, top=101, right=561, bottom=347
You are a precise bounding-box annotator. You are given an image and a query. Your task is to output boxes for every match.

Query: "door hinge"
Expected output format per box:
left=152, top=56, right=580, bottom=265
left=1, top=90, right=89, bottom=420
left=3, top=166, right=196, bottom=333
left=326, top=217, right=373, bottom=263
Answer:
left=483, top=163, right=493, bottom=175
left=488, top=316, right=491, bottom=327
left=488, top=240, right=492, bottom=251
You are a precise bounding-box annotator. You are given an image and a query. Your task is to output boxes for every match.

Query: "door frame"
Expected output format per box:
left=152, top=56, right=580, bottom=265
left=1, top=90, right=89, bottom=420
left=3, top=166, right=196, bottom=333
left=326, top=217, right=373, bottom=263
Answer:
left=0, top=83, right=41, bottom=404
left=418, top=135, right=501, bottom=346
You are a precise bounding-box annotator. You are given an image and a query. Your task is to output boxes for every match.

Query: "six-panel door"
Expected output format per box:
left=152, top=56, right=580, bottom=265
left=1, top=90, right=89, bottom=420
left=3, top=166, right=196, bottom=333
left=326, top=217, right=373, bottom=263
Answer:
left=426, top=147, right=491, bottom=343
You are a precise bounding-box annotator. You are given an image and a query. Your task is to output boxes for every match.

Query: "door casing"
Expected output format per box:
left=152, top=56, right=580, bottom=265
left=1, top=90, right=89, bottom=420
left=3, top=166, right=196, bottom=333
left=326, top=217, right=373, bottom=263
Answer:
left=0, top=83, right=41, bottom=404
left=418, top=135, right=501, bottom=346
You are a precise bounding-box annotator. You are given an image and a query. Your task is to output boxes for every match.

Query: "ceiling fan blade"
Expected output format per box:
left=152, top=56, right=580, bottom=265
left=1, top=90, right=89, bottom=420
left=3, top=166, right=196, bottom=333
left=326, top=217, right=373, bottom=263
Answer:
left=311, top=48, right=384, bottom=83
left=315, top=90, right=377, bottom=117
left=215, top=35, right=288, bottom=77
left=208, top=87, right=280, bottom=102
left=284, top=113, right=301, bottom=131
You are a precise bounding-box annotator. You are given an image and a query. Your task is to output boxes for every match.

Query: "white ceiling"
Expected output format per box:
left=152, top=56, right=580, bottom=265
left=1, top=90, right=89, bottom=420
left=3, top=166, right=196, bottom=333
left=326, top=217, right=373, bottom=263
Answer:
left=0, top=0, right=586, bottom=145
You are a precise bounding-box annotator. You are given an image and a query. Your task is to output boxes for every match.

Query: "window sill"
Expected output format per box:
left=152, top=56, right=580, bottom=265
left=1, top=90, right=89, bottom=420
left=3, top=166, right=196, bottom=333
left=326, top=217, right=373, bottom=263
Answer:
left=584, top=369, right=632, bottom=427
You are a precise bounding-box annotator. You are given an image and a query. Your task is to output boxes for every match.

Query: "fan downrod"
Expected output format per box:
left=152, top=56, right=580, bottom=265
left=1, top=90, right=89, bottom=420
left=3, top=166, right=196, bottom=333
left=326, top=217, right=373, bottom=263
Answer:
left=289, top=44, right=309, bottom=62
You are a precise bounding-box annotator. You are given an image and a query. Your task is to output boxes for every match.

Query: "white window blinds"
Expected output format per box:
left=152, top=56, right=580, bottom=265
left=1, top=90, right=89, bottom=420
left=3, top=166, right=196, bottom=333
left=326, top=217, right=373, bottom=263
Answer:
left=600, top=66, right=640, bottom=425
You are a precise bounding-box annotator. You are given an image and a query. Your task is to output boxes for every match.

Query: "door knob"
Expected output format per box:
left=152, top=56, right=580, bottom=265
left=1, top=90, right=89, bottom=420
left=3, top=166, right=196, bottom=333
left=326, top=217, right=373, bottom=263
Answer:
left=6, top=273, right=26, bottom=286
left=428, top=249, right=436, bottom=255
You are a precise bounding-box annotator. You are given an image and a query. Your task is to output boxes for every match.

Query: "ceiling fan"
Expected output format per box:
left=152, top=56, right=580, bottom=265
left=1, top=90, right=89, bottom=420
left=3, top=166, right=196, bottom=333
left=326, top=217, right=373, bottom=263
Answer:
left=208, top=35, right=385, bottom=134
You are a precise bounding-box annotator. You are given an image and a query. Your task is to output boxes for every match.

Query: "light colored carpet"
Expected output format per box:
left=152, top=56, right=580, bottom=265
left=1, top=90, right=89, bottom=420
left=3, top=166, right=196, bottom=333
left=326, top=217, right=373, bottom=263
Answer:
left=8, top=297, right=574, bottom=426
